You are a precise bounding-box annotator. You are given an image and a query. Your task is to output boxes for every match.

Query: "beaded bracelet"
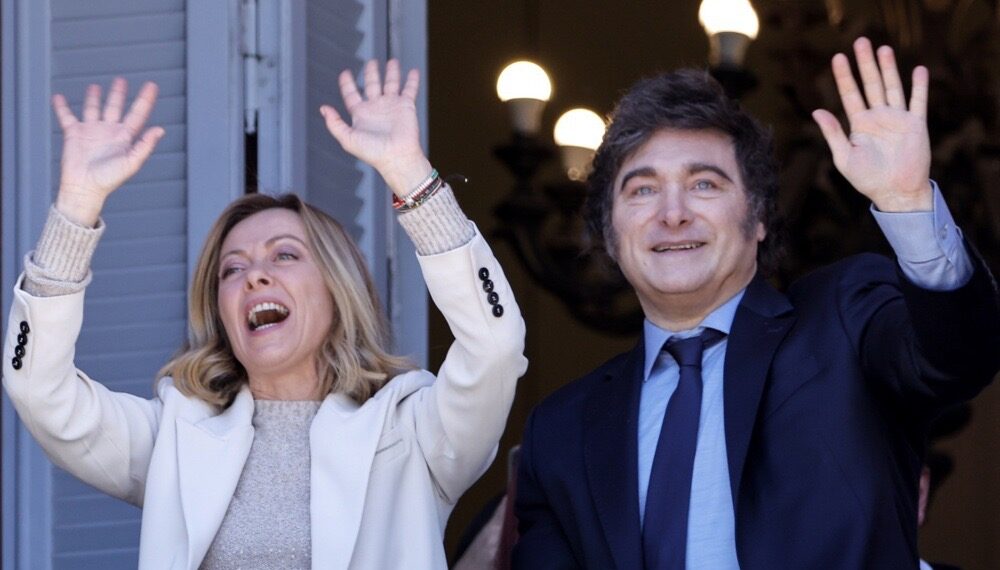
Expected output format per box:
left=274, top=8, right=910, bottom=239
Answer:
left=392, top=169, right=444, bottom=212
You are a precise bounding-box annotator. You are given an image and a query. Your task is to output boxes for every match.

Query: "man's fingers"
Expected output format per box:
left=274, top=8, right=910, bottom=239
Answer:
left=51, top=94, right=79, bottom=130
left=339, top=69, right=363, bottom=114
left=831, top=53, right=867, bottom=124
left=909, top=65, right=929, bottom=120
left=319, top=105, right=351, bottom=146
left=853, top=37, right=886, bottom=108
left=812, top=109, right=851, bottom=165
left=82, top=84, right=102, bottom=122
left=122, top=82, right=159, bottom=137
left=103, top=77, right=128, bottom=123
left=401, top=69, right=420, bottom=102
left=362, top=59, right=381, bottom=100
left=383, top=59, right=401, bottom=95
left=876, top=46, right=906, bottom=109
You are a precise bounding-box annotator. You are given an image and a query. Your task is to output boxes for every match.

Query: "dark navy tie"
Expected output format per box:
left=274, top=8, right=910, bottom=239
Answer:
left=642, top=328, right=725, bottom=570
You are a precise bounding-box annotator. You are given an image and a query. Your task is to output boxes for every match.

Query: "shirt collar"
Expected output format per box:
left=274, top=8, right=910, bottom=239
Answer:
left=642, top=288, right=746, bottom=382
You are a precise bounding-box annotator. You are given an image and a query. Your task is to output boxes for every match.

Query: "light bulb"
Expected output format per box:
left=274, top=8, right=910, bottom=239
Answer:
left=553, top=108, right=605, bottom=151
left=553, top=108, right=605, bottom=181
left=496, top=61, right=553, bottom=102
left=698, top=0, right=759, bottom=39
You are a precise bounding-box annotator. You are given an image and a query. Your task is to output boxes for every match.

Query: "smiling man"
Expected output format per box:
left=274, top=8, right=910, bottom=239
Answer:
left=610, top=128, right=766, bottom=331
left=512, top=38, right=1000, bottom=569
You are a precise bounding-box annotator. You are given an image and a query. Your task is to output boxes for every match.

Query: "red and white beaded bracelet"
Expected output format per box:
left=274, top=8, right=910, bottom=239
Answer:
left=392, top=168, right=443, bottom=212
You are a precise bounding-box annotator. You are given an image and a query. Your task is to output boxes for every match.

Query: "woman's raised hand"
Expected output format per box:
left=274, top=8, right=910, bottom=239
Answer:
left=320, top=59, right=432, bottom=198
left=53, top=78, right=164, bottom=227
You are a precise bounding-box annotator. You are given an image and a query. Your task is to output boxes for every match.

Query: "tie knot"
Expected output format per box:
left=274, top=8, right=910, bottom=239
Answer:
left=663, top=328, right=725, bottom=368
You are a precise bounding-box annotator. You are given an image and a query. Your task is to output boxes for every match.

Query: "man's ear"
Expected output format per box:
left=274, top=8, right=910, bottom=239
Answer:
left=755, top=221, right=766, bottom=243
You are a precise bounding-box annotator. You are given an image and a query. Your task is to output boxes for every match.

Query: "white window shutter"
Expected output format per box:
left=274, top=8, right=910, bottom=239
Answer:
left=1, top=1, right=425, bottom=568
left=250, top=0, right=429, bottom=364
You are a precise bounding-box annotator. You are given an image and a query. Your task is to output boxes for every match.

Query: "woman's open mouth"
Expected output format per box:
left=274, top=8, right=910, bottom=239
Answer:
left=247, top=302, right=290, bottom=331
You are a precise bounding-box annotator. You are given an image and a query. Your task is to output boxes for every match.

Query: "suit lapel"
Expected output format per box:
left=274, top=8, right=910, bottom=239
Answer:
left=723, top=274, right=795, bottom=508
left=584, top=341, right=644, bottom=570
left=309, top=391, right=385, bottom=570
left=176, top=387, right=255, bottom=569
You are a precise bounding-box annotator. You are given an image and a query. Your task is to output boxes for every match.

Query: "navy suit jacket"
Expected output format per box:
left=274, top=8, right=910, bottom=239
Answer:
left=513, top=252, right=999, bottom=569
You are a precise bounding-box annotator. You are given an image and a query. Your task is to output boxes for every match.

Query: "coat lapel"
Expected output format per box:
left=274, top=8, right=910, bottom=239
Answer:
left=176, top=387, right=255, bottom=569
left=584, top=341, right=644, bottom=570
left=309, top=391, right=385, bottom=570
left=723, top=274, right=795, bottom=508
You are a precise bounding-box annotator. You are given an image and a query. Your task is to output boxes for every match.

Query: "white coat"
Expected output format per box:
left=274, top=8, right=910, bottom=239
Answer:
left=3, top=230, right=527, bottom=569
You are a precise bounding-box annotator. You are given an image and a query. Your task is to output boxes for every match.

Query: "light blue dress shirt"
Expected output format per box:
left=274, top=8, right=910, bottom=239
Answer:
left=637, top=183, right=972, bottom=569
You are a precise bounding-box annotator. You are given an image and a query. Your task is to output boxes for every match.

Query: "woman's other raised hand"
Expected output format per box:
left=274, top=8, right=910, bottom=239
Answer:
left=53, top=78, right=164, bottom=227
left=319, top=59, right=432, bottom=198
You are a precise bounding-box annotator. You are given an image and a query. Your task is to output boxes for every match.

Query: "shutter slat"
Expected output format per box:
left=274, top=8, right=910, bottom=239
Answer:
left=52, top=42, right=185, bottom=77
left=52, top=13, right=184, bottom=49
left=52, top=0, right=184, bottom=21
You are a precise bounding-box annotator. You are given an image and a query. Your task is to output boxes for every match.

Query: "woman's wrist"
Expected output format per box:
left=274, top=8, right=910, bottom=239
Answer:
left=378, top=155, right=433, bottom=198
left=392, top=169, right=442, bottom=212
left=55, top=187, right=105, bottom=228
left=396, top=184, right=475, bottom=255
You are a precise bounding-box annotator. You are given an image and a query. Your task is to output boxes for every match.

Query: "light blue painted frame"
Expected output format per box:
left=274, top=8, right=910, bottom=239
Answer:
left=186, top=0, right=246, bottom=281
left=388, top=0, right=429, bottom=366
left=2, top=1, right=56, bottom=567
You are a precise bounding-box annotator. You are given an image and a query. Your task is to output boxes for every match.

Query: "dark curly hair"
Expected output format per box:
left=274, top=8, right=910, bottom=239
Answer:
left=586, top=69, right=784, bottom=274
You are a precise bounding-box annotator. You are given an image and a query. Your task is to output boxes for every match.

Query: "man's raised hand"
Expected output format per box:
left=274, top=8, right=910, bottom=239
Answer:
left=812, top=37, right=933, bottom=212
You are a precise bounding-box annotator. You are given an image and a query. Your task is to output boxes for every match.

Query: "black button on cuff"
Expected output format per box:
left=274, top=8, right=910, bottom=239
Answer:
left=478, top=267, right=490, bottom=281
left=14, top=345, right=25, bottom=358
left=487, top=291, right=500, bottom=305
left=19, top=321, right=29, bottom=334
left=482, top=279, right=494, bottom=293
left=492, top=304, right=504, bottom=317
left=17, top=333, right=27, bottom=346
left=11, top=357, right=22, bottom=370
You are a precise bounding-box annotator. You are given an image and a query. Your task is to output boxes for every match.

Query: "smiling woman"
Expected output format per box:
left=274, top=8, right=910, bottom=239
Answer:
left=2, top=60, right=527, bottom=569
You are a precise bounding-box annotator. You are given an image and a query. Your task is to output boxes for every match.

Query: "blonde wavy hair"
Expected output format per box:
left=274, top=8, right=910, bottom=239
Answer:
left=158, top=193, right=413, bottom=407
